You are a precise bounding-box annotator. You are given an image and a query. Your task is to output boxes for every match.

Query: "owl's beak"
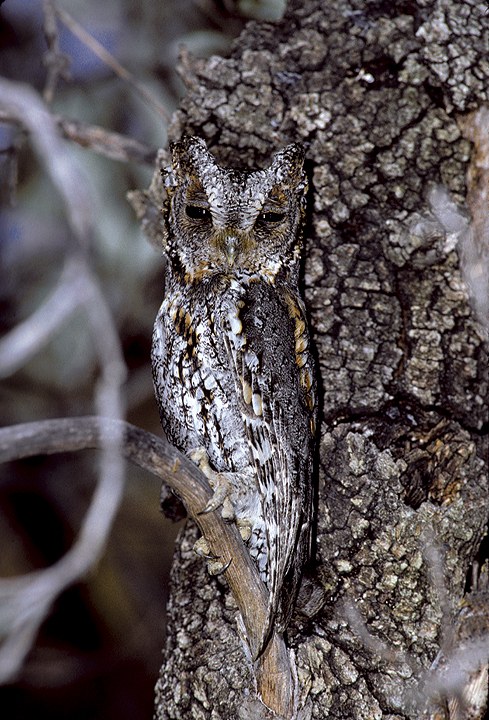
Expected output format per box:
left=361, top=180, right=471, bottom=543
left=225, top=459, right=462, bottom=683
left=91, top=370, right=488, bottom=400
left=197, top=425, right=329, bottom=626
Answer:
left=224, top=235, right=238, bottom=266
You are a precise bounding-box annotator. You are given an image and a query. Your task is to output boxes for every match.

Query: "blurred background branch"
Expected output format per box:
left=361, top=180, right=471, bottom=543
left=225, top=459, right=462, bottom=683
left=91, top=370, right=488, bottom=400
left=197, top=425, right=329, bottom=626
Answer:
left=0, top=109, right=158, bottom=165
left=0, top=73, right=127, bottom=685
left=51, top=4, right=172, bottom=122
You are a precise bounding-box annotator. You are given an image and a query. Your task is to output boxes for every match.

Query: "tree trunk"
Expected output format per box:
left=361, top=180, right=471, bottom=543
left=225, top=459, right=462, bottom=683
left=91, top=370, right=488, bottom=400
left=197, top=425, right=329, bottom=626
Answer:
left=144, top=1, right=489, bottom=717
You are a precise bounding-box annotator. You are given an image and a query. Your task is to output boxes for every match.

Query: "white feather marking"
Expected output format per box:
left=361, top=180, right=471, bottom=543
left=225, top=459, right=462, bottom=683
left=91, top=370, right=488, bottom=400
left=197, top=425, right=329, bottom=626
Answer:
left=203, top=373, right=217, bottom=390
left=245, top=350, right=259, bottom=370
left=250, top=435, right=273, bottom=464
left=252, top=393, right=263, bottom=416
left=229, top=313, right=242, bottom=335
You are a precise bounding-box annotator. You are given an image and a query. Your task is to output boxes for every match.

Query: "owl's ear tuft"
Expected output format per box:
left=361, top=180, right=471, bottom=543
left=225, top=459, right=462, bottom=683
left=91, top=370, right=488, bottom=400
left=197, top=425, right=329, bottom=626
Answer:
left=169, top=136, right=215, bottom=183
left=171, top=135, right=208, bottom=158
left=167, top=137, right=195, bottom=186
left=270, top=143, right=307, bottom=194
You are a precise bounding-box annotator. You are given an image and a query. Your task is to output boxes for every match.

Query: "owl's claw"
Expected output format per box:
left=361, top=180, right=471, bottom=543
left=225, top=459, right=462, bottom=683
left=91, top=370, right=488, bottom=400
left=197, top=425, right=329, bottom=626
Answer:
left=193, top=536, right=214, bottom=559
left=201, top=483, right=234, bottom=516
left=189, top=447, right=208, bottom=465
left=193, top=537, right=231, bottom=575
left=208, top=557, right=232, bottom=576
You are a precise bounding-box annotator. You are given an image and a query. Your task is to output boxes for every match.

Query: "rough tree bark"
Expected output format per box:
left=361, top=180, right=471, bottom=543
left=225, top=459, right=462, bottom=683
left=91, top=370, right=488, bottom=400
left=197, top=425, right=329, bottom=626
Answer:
left=136, top=1, right=489, bottom=718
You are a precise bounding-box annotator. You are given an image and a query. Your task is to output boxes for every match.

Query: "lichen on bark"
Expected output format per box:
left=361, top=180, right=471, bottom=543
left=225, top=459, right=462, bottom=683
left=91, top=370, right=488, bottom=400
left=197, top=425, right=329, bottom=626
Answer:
left=138, top=1, right=489, bottom=717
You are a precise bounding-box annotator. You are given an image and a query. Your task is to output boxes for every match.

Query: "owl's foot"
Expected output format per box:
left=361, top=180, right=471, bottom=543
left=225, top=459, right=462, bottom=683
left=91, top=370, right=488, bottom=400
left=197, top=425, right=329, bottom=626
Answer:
left=194, top=536, right=213, bottom=558
left=193, top=537, right=231, bottom=576
left=190, top=447, right=235, bottom=520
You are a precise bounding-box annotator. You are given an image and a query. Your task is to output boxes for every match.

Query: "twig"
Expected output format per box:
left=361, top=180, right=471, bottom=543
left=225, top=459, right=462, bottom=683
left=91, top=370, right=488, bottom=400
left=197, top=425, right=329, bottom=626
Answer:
left=55, top=115, right=158, bottom=164
left=0, top=109, right=157, bottom=165
left=457, top=106, right=489, bottom=333
left=344, top=600, right=421, bottom=677
left=42, top=0, right=71, bottom=104
left=421, top=528, right=453, bottom=630
left=0, top=136, right=19, bottom=207
left=55, top=6, right=171, bottom=122
left=0, top=417, right=295, bottom=717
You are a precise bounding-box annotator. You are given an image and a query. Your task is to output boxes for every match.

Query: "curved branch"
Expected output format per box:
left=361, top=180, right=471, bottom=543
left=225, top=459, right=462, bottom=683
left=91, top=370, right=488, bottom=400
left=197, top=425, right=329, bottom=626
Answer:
left=0, top=257, right=90, bottom=378
left=0, top=416, right=295, bottom=718
left=0, top=76, right=93, bottom=243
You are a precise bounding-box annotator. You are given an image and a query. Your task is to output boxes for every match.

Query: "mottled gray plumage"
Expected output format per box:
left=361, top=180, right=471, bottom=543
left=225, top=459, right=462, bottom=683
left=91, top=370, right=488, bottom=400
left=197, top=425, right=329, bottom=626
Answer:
left=151, top=136, right=316, bottom=642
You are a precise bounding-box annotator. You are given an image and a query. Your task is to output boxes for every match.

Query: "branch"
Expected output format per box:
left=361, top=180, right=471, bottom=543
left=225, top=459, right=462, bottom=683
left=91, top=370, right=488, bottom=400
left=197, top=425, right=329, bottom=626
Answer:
left=54, top=114, right=158, bottom=165
left=0, top=77, right=93, bottom=242
left=42, top=0, right=71, bottom=104
left=0, top=110, right=158, bottom=165
left=457, top=106, right=489, bottom=333
left=0, top=417, right=295, bottom=717
left=0, top=257, right=90, bottom=379
left=0, top=78, right=128, bottom=689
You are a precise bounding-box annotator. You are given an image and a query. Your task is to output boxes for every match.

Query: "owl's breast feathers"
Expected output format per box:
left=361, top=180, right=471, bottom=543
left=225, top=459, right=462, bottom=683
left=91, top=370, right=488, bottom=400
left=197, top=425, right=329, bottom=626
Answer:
left=152, top=281, right=248, bottom=470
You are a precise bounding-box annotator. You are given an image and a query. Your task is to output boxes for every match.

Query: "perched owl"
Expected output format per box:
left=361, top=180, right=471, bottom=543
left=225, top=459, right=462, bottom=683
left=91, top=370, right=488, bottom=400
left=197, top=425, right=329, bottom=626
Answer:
left=152, top=136, right=317, bottom=645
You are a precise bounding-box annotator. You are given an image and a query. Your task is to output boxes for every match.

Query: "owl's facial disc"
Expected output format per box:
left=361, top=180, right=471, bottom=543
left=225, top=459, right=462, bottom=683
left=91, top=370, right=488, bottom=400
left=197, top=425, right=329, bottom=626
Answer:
left=166, top=136, right=306, bottom=282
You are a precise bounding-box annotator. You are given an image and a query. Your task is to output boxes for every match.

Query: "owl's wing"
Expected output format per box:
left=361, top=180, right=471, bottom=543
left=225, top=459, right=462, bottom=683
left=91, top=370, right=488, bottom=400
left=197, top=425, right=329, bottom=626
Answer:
left=224, top=280, right=316, bottom=648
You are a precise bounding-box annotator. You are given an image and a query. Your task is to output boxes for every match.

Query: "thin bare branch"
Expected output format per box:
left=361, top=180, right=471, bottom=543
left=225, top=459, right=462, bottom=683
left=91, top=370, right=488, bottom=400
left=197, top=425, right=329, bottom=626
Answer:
left=457, top=106, right=489, bottom=333
left=344, top=600, right=421, bottom=678
left=55, top=115, right=158, bottom=164
left=424, top=639, right=489, bottom=719
left=0, top=110, right=157, bottom=165
left=55, top=6, right=171, bottom=122
left=421, top=528, right=453, bottom=630
left=0, top=257, right=88, bottom=378
left=42, top=0, right=71, bottom=104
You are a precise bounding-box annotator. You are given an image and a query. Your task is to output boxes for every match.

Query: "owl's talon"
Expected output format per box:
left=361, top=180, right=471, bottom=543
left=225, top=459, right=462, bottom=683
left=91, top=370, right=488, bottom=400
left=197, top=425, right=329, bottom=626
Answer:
left=207, top=557, right=232, bottom=576
left=200, top=480, right=234, bottom=516
left=194, top=537, right=231, bottom=575
left=221, top=497, right=236, bottom=521
left=193, top=536, right=214, bottom=559
left=189, top=447, right=207, bottom=465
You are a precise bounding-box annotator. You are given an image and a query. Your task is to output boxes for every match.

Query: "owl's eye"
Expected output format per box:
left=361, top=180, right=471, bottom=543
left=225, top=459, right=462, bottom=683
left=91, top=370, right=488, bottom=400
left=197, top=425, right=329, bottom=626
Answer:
left=259, top=211, right=286, bottom=223
left=185, top=205, right=210, bottom=220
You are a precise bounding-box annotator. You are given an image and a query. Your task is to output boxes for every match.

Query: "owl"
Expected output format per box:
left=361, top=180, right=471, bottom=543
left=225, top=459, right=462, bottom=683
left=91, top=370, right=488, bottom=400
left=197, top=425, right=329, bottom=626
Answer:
left=151, top=136, right=317, bottom=646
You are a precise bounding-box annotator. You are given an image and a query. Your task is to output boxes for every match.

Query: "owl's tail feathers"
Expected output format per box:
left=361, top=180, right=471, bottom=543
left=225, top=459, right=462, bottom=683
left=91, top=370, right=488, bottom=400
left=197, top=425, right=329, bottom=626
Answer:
left=268, top=514, right=309, bottom=628
left=248, top=406, right=311, bottom=657
left=253, top=513, right=309, bottom=659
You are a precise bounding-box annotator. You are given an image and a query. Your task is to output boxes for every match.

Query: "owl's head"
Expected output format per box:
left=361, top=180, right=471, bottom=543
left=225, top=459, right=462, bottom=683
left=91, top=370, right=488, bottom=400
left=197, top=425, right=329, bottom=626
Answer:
left=162, top=136, right=307, bottom=284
